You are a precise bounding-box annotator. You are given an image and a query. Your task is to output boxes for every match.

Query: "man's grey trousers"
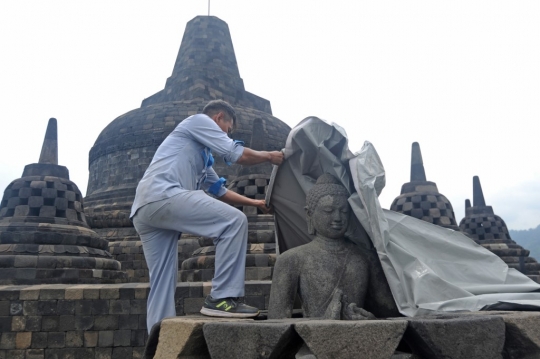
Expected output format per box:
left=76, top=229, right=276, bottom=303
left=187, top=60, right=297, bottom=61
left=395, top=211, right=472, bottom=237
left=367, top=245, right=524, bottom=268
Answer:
left=132, top=189, right=248, bottom=332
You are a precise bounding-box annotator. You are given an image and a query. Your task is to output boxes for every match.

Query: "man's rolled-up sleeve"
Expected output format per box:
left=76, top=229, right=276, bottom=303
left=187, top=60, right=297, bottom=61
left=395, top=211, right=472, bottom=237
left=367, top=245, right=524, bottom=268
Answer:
left=202, top=167, right=227, bottom=198
left=187, top=114, right=245, bottom=164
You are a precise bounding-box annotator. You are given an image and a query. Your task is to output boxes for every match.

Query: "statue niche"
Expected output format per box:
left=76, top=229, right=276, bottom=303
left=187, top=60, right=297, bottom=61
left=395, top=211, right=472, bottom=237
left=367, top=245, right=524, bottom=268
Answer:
left=268, top=173, right=398, bottom=320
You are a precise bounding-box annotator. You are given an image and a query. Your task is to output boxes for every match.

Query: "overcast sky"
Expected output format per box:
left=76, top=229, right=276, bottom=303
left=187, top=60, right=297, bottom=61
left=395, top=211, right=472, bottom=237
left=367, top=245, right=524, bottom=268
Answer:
left=1, top=1, right=539, bottom=230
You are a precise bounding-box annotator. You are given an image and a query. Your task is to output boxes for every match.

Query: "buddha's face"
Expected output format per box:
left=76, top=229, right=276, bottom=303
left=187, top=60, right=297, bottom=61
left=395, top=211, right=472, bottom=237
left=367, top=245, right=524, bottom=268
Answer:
left=310, top=194, right=350, bottom=239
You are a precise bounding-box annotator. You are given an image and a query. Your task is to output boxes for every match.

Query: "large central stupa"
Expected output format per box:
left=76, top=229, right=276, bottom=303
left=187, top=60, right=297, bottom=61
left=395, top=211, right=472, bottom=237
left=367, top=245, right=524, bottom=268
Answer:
left=84, top=16, right=291, bottom=281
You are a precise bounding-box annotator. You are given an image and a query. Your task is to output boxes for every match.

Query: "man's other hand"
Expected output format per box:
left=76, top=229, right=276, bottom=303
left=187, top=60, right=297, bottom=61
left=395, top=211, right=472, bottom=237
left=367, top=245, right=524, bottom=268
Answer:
left=269, top=151, right=284, bottom=166
left=254, top=199, right=273, bottom=214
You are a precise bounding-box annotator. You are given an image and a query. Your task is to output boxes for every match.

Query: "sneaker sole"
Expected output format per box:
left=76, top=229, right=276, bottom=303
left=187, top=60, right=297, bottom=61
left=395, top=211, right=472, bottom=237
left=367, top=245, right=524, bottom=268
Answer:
left=200, top=307, right=260, bottom=318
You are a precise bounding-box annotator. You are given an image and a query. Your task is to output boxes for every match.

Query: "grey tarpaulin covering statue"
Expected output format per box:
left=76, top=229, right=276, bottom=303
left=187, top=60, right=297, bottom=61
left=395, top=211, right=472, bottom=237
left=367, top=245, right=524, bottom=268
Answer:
left=267, top=116, right=540, bottom=317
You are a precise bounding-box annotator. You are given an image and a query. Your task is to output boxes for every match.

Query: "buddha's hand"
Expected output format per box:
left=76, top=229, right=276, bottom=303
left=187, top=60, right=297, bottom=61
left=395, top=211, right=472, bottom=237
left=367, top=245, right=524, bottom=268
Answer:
left=343, top=303, right=376, bottom=321
left=323, top=290, right=344, bottom=320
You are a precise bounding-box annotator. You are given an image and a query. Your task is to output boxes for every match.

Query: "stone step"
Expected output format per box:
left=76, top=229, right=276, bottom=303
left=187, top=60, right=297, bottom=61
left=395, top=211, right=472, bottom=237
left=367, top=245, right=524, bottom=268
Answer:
left=181, top=253, right=276, bottom=270
left=179, top=266, right=273, bottom=282
left=192, top=243, right=276, bottom=257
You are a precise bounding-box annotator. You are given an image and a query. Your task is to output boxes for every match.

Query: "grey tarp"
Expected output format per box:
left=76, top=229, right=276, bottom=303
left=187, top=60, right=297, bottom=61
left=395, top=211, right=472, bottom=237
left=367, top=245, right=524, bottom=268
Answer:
left=268, top=116, right=540, bottom=317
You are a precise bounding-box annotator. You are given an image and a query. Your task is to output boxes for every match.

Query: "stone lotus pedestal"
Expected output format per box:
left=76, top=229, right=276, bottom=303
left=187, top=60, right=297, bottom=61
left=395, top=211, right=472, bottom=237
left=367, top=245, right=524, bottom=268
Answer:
left=148, top=312, right=540, bottom=359
left=0, top=118, right=127, bottom=284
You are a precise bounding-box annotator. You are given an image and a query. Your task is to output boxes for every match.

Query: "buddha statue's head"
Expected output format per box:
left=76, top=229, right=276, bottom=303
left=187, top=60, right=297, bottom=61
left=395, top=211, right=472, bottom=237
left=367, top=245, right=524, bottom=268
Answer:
left=305, top=174, right=350, bottom=239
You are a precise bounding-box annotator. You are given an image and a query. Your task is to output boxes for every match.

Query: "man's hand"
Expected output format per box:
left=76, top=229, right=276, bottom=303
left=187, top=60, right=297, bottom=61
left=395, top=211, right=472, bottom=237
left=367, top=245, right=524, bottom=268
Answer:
left=237, top=148, right=285, bottom=166
left=254, top=199, right=273, bottom=214
left=269, top=151, right=284, bottom=166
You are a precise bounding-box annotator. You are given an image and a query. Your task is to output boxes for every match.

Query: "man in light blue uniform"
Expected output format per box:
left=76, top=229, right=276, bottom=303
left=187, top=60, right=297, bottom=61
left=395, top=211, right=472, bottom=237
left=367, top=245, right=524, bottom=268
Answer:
left=130, top=100, right=283, bottom=332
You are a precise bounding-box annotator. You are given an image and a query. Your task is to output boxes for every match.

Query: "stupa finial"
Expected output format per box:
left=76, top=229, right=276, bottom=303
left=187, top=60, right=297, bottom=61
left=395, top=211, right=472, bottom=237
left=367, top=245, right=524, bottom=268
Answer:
left=410, top=142, right=426, bottom=182
left=472, top=176, right=486, bottom=207
left=465, top=199, right=471, bottom=209
left=38, top=118, right=58, bottom=165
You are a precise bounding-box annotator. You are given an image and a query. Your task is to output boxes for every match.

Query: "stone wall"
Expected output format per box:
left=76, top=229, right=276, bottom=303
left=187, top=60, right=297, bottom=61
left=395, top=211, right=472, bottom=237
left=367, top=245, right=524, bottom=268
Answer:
left=0, top=281, right=271, bottom=359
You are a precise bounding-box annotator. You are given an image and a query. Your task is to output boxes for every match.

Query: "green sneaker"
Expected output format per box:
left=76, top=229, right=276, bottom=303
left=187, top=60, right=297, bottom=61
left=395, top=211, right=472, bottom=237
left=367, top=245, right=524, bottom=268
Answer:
left=200, top=296, right=260, bottom=318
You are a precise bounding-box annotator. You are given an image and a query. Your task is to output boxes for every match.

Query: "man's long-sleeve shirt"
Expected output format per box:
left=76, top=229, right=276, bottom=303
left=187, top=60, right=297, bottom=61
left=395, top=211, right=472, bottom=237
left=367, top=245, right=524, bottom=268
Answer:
left=130, top=114, right=245, bottom=218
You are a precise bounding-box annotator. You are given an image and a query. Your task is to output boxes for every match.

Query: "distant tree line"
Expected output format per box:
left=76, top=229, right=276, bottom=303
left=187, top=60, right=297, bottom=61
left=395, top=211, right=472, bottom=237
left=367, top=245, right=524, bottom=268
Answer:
left=510, top=225, right=540, bottom=261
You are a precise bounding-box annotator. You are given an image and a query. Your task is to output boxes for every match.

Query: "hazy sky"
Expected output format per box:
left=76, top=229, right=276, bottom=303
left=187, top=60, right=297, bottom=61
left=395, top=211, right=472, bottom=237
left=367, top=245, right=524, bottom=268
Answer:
left=1, top=1, right=539, bottom=230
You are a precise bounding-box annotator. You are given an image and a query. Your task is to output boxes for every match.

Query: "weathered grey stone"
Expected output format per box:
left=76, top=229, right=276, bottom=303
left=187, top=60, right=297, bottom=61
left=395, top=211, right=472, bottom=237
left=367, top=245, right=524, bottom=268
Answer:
left=498, top=312, right=540, bottom=359
left=153, top=317, right=251, bottom=359
left=294, top=320, right=408, bottom=359
left=203, top=321, right=301, bottom=359
left=0, top=120, right=127, bottom=285
left=390, top=142, right=460, bottom=231
left=459, top=176, right=540, bottom=275
left=402, top=316, right=505, bottom=359
left=269, top=174, right=398, bottom=319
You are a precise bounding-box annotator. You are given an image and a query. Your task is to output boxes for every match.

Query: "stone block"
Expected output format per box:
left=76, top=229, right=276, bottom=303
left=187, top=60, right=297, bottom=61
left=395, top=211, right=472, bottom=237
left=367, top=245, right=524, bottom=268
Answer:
left=98, top=331, right=114, bottom=347
left=109, top=300, right=130, bottom=315
left=25, top=317, right=41, bottom=332
left=244, top=185, right=258, bottom=196
left=54, top=198, right=68, bottom=210
left=40, top=289, right=65, bottom=300
left=183, top=298, right=205, bottom=314
left=30, top=181, right=46, bottom=189
left=14, top=206, right=30, bottom=217
left=204, top=321, right=301, bottom=359
left=255, top=179, right=267, bottom=187
left=500, top=312, right=540, bottom=358
left=112, top=347, right=132, bottom=359
left=118, top=315, right=139, bottom=330
left=66, top=209, right=78, bottom=221
left=403, top=316, right=505, bottom=358
left=58, top=316, right=75, bottom=331
left=83, top=331, right=98, bottom=347
left=41, top=316, right=59, bottom=331
left=30, top=332, right=47, bottom=349
left=428, top=208, right=441, bottom=218
left=95, top=347, right=112, bottom=359
left=94, top=316, right=119, bottom=331
left=294, top=320, right=407, bottom=359
left=65, top=331, right=83, bottom=348
left=154, top=317, right=251, bottom=359
left=47, top=332, right=65, bottom=349
left=38, top=206, right=56, bottom=217
left=243, top=206, right=258, bottom=216
left=402, top=202, right=413, bottom=212
left=25, top=349, right=44, bottom=359
left=113, top=330, right=131, bottom=347
left=74, top=316, right=93, bottom=331
left=15, top=332, right=31, bottom=349
left=11, top=316, right=26, bottom=331
left=57, top=301, right=75, bottom=315
left=41, top=188, right=57, bottom=199
left=10, top=302, right=23, bottom=316
left=100, top=288, right=120, bottom=300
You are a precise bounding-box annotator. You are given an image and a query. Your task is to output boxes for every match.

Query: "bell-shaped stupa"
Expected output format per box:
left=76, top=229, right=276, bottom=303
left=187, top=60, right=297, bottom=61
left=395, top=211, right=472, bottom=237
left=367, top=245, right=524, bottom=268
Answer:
left=459, top=176, right=540, bottom=278
left=0, top=119, right=126, bottom=284
left=84, top=16, right=290, bottom=281
left=390, top=142, right=460, bottom=230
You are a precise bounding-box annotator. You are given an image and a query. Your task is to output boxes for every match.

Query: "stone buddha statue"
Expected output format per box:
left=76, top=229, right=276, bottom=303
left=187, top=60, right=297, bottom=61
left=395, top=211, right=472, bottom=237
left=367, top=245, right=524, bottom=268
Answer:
left=268, top=173, right=398, bottom=320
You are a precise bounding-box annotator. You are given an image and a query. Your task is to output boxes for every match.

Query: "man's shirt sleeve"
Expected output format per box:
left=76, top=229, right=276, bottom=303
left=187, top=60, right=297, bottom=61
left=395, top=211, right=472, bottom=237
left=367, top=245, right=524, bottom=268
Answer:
left=202, top=167, right=227, bottom=197
left=185, top=114, right=244, bottom=164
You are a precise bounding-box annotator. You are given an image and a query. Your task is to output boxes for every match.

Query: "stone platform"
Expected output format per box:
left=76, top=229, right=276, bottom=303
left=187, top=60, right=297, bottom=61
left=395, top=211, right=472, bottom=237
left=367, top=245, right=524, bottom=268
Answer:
left=0, top=281, right=272, bottom=359
left=149, top=311, right=540, bottom=359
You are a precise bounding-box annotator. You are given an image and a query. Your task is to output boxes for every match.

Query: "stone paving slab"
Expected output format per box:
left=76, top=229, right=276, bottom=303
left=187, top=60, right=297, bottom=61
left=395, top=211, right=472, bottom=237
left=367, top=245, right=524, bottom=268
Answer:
left=399, top=316, right=506, bottom=359
left=203, top=320, right=301, bottom=359
left=154, top=316, right=252, bottom=359
left=294, top=320, right=408, bottom=359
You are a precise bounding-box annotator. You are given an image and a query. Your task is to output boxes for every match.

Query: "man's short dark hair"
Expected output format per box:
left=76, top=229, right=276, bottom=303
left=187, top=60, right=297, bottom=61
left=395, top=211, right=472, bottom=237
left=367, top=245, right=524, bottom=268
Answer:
left=203, top=100, right=237, bottom=125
